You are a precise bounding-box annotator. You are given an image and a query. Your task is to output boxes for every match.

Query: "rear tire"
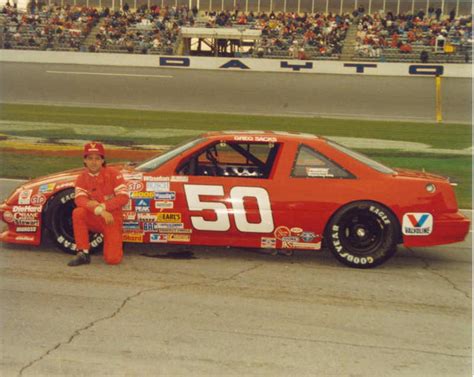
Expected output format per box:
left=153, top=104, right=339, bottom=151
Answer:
left=326, top=201, right=399, bottom=268
left=44, top=189, right=103, bottom=255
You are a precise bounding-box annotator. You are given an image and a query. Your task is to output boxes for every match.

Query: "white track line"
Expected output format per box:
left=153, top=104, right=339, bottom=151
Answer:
left=46, top=70, right=173, bottom=79
left=0, top=178, right=27, bottom=182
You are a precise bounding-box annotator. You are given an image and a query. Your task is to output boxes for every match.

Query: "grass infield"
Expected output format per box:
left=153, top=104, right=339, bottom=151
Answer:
left=0, top=103, right=471, bottom=208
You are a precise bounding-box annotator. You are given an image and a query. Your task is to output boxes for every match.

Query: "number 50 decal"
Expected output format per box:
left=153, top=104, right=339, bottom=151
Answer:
left=184, top=185, right=274, bottom=233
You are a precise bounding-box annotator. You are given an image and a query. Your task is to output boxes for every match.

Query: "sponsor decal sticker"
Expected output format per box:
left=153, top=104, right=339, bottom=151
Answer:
left=168, top=234, right=190, bottom=242
left=274, top=226, right=291, bottom=240
left=158, top=228, right=192, bottom=234
left=122, top=233, right=143, bottom=242
left=31, top=194, right=46, bottom=205
left=155, top=191, right=176, bottom=200
left=127, top=181, right=143, bottom=192
left=15, top=235, right=35, bottom=241
left=146, top=181, right=170, bottom=192
left=291, top=241, right=321, bottom=250
left=155, top=201, right=174, bottom=209
left=130, top=191, right=155, bottom=199
left=171, top=176, right=189, bottom=182
left=300, top=231, right=316, bottom=242
left=3, top=211, right=13, bottom=223
left=261, top=237, right=276, bottom=249
left=137, top=213, right=158, bottom=222
left=18, top=190, right=33, bottom=205
left=14, top=218, right=40, bottom=226
left=16, top=226, right=37, bottom=233
left=123, top=173, right=143, bottom=181
left=150, top=233, right=168, bottom=243
left=306, top=168, right=334, bottom=178
left=135, top=199, right=151, bottom=212
left=155, top=223, right=184, bottom=229
left=143, top=223, right=158, bottom=232
left=290, top=227, right=303, bottom=235
left=402, top=213, right=433, bottom=235
left=156, top=213, right=181, bottom=223
left=123, top=212, right=137, bottom=220
left=144, top=176, right=170, bottom=182
left=123, top=221, right=140, bottom=231
left=39, top=183, right=56, bottom=193
left=233, top=136, right=278, bottom=143
left=12, top=206, right=42, bottom=213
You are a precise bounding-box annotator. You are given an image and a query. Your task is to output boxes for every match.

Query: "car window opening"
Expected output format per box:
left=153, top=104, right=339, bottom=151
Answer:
left=177, top=141, right=280, bottom=178
left=291, top=144, right=355, bottom=179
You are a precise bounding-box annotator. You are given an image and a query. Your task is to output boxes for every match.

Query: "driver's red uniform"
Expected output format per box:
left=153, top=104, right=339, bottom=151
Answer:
left=73, top=167, right=128, bottom=264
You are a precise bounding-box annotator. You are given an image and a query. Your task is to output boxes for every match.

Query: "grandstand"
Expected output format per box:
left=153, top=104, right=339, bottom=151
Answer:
left=0, top=0, right=471, bottom=62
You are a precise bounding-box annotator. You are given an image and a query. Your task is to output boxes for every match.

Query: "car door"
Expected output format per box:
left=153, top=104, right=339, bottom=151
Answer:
left=170, top=139, right=291, bottom=249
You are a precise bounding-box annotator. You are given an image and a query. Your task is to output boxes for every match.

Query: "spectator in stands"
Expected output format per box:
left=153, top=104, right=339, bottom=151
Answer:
left=399, top=42, right=412, bottom=53
left=420, top=50, right=429, bottom=63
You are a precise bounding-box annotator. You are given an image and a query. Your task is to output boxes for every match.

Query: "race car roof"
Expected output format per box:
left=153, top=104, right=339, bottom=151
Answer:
left=202, top=130, right=320, bottom=142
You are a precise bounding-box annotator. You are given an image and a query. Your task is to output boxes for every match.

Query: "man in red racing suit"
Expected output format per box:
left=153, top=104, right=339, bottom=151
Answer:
left=68, top=142, right=129, bottom=266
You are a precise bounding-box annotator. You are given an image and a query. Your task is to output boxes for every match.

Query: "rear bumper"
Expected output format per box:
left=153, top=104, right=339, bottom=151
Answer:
left=403, top=211, right=471, bottom=247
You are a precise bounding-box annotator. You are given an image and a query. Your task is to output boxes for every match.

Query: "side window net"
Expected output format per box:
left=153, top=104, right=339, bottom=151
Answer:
left=177, top=142, right=280, bottom=179
left=291, top=145, right=354, bottom=179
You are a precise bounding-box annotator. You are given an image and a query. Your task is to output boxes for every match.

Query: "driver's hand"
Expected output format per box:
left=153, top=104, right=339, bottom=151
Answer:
left=101, top=211, right=114, bottom=225
left=87, top=200, right=100, bottom=209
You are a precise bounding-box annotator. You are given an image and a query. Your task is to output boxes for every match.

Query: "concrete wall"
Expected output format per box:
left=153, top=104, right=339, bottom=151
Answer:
left=1, top=50, right=471, bottom=78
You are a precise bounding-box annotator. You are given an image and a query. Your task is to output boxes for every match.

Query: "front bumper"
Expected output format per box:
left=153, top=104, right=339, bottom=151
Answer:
left=0, top=202, right=42, bottom=246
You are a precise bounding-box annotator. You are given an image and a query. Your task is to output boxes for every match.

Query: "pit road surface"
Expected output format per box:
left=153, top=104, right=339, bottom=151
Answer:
left=0, top=62, right=472, bottom=123
left=0, top=179, right=472, bottom=376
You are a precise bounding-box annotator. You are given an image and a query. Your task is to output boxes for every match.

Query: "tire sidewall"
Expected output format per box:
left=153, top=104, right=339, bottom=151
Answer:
left=45, top=189, right=103, bottom=255
left=327, top=201, right=399, bottom=268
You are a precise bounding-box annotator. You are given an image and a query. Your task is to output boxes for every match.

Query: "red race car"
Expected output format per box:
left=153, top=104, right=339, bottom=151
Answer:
left=0, top=131, right=470, bottom=268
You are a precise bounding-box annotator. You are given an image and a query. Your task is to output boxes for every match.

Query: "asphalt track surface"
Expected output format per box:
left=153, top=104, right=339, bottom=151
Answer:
left=0, top=178, right=472, bottom=376
left=0, top=62, right=472, bottom=123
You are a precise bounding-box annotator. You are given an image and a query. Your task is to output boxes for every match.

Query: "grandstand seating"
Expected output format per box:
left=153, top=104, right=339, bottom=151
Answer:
left=0, top=2, right=471, bottom=63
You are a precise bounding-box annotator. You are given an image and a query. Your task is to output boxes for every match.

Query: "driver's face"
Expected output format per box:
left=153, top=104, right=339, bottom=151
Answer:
left=84, top=153, right=104, bottom=174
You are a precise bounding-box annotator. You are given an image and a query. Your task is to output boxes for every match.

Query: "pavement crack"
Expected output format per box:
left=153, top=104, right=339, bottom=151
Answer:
left=219, top=263, right=263, bottom=283
left=17, top=285, right=169, bottom=377
left=196, top=328, right=471, bottom=359
left=406, top=247, right=471, bottom=300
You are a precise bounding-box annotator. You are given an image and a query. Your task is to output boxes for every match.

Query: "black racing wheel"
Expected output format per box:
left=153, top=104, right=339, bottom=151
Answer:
left=44, top=189, right=103, bottom=255
left=326, top=201, right=399, bottom=268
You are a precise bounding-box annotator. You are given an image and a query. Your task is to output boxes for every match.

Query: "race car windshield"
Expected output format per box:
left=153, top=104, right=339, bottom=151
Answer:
left=135, top=137, right=205, bottom=172
left=327, top=140, right=395, bottom=174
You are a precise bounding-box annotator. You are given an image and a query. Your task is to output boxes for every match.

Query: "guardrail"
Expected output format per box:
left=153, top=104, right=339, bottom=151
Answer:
left=1, top=50, right=471, bottom=78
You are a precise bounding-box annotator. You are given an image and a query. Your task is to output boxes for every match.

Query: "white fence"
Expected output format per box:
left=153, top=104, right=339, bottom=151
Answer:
left=0, top=50, right=471, bottom=77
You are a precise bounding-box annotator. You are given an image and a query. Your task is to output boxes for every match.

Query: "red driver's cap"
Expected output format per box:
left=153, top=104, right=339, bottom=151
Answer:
left=83, top=142, right=105, bottom=158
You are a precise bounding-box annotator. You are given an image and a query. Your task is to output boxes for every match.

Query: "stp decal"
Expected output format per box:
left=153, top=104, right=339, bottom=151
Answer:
left=402, top=213, right=433, bottom=235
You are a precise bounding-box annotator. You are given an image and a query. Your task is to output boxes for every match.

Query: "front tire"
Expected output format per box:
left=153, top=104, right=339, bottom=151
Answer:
left=44, top=189, right=103, bottom=255
left=326, top=201, right=399, bottom=268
